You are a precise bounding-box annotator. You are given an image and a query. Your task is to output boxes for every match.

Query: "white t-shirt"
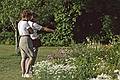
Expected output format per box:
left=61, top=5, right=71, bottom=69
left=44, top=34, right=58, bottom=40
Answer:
left=18, top=20, right=31, bottom=36
left=28, top=21, right=42, bottom=39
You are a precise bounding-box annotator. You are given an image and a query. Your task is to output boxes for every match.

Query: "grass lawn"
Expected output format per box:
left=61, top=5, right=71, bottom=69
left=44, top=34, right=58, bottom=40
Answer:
left=0, top=45, right=58, bottom=80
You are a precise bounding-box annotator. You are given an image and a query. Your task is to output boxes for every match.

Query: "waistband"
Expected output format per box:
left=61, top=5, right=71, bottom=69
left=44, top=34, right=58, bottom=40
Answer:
left=20, top=35, right=30, bottom=37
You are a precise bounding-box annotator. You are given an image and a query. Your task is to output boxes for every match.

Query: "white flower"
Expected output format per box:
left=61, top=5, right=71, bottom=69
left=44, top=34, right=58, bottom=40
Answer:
left=33, top=60, right=77, bottom=80
left=114, top=70, right=120, bottom=80
left=89, top=74, right=111, bottom=80
left=96, top=73, right=111, bottom=80
left=114, top=69, right=120, bottom=73
left=118, top=75, right=120, bottom=80
left=89, top=78, right=96, bottom=80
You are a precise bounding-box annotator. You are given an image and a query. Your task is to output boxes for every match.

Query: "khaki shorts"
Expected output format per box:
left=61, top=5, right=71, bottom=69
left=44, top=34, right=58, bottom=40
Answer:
left=19, top=36, right=34, bottom=59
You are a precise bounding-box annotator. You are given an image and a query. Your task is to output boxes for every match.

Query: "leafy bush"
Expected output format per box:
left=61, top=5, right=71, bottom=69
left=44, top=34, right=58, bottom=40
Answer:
left=41, top=0, right=82, bottom=46
left=0, top=32, right=15, bottom=45
left=100, top=15, right=113, bottom=44
left=0, top=0, right=120, bottom=46
left=33, top=39, right=120, bottom=80
left=0, top=0, right=84, bottom=46
left=33, top=60, right=77, bottom=80
left=70, top=41, right=120, bottom=80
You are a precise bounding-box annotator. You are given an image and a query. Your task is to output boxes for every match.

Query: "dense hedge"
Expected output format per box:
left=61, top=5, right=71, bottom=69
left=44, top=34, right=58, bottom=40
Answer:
left=0, top=32, right=15, bottom=45
left=0, top=0, right=120, bottom=46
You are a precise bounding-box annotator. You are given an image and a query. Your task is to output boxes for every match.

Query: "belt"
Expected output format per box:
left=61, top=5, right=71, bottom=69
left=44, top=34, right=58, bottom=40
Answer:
left=20, top=35, right=30, bottom=37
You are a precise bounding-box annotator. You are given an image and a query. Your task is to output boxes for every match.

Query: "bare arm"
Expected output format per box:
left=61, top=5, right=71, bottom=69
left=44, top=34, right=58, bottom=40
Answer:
left=41, top=27, right=54, bottom=33
left=27, top=27, right=33, bottom=34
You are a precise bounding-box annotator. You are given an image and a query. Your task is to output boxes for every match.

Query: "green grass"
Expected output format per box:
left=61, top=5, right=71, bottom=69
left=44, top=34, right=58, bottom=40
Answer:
left=0, top=45, right=58, bottom=80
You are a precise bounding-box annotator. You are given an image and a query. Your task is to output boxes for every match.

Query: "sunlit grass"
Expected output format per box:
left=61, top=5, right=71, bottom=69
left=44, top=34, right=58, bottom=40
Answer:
left=0, top=45, right=57, bottom=80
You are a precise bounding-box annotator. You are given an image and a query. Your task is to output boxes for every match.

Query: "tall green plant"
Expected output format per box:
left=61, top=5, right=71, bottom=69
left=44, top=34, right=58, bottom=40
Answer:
left=0, top=0, right=48, bottom=53
left=100, top=15, right=113, bottom=44
left=1, top=0, right=111, bottom=46
left=70, top=42, right=120, bottom=80
left=41, top=0, right=86, bottom=46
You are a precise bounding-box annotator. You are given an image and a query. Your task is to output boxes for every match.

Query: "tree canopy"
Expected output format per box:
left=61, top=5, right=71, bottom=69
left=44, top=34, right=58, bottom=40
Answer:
left=0, top=0, right=120, bottom=46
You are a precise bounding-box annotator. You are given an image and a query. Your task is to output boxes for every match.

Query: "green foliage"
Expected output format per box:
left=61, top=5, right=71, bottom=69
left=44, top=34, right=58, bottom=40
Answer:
left=0, top=0, right=86, bottom=46
left=33, top=40, right=120, bottom=80
left=0, top=0, right=46, bottom=26
left=0, top=32, right=15, bottom=45
left=0, top=0, right=120, bottom=46
left=0, top=45, right=58, bottom=80
left=42, top=4, right=73, bottom=46
left=41, top=0, right=85, bottom=46
left=69, top=41, right=120, bottom=80
left=33, top=60, right=77, bottom=80
left=100, top=15, right=113, bottom=44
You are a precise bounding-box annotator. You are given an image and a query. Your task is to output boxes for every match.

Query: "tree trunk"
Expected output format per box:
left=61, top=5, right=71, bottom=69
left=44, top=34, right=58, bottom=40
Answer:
left=9, top=17, right=19, bottom=55
left=15, top=21, right=19, bottom=55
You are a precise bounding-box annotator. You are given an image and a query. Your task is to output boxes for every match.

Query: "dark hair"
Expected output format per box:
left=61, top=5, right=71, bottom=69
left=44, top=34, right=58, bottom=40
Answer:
left=21, top=9, right=32, bottom=18
left=31, top=11, right=38, bottom=18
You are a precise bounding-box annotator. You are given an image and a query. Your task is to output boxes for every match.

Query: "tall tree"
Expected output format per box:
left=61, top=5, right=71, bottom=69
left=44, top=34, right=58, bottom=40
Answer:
left=0, top=0, right=45, bottom=54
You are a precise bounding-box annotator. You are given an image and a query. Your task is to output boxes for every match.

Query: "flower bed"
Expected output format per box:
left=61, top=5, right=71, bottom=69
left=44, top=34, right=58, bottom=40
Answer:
left=33, top=41, right=120, bottom=80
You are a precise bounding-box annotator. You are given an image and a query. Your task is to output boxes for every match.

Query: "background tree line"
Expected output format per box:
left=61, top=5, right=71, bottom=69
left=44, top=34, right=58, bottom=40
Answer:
left=0, top=0, right=120, bottom=46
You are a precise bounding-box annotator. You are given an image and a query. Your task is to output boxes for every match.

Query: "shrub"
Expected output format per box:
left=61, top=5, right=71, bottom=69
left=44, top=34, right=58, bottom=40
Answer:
left=33, top=60, right=77, bottom=80
left=33, top=40, right=120, bottom=80
left=0, top=32, right=15, bottom=45
left=70, top=41, right=120, bottom=80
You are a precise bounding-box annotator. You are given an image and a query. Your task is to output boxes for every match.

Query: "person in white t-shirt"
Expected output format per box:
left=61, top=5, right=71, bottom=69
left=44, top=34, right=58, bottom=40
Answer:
left=26, top=12, right=55, bottom=74
left=18, top=9, right=34, bottom=78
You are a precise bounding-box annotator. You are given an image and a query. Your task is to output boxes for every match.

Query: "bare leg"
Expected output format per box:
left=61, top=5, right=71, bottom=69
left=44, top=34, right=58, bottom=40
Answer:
left=30, top=47, right=38, bottom=72
left=21, top=58, right=26, bottom=75
left=32, top=47, right=38, bottom=64
left=25, top=58, right=33, bottom=74
left=25, top=58, right=29, bottom=71
left=25, top=57, right=33, bottom=74
left=25, top=47, right=38, bottom=74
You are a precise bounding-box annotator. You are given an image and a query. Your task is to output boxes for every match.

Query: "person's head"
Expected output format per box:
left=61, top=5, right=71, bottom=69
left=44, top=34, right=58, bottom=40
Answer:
left=31, top=11, right=38, bottom=22
left=21, top=9, right=32, bottom=20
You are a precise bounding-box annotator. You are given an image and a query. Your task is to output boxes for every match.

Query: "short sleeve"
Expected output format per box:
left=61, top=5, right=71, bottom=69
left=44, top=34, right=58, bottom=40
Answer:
left=32, top=23, right=42, bottom=31
left=28, top=21, right=42, bottom=30
left=26, top=26, right=31, bottom=29
left=24, top=21, right=31, bottom=29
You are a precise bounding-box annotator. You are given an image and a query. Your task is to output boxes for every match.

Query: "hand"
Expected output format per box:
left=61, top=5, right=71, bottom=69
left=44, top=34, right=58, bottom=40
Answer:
left=51, top=29, right=55, bottom=33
